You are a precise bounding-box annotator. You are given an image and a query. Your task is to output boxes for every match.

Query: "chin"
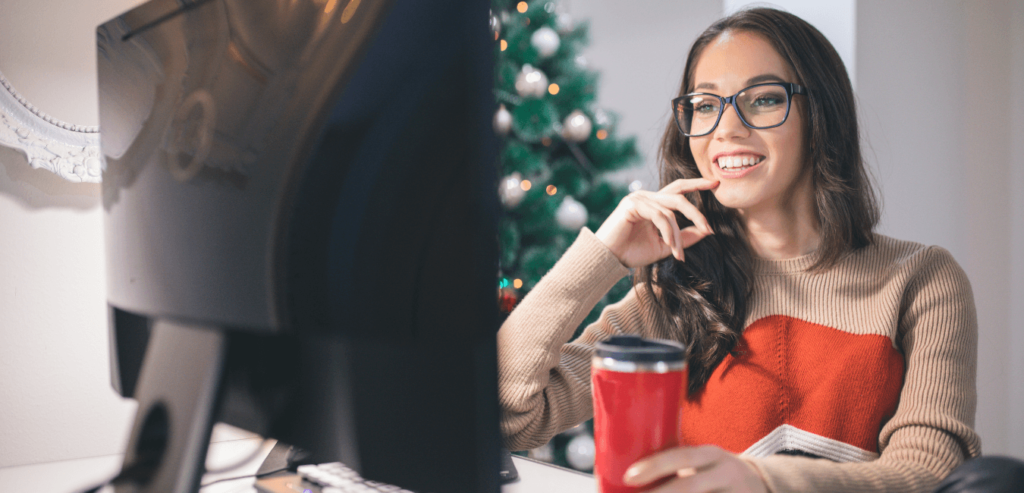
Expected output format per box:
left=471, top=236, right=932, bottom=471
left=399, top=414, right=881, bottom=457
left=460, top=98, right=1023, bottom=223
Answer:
left=711, top=187, right=756, bottom=211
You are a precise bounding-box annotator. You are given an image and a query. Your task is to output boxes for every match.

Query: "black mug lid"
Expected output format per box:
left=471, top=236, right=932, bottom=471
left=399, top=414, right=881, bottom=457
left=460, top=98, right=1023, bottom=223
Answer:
left=595, top=335, right=686, bottom=363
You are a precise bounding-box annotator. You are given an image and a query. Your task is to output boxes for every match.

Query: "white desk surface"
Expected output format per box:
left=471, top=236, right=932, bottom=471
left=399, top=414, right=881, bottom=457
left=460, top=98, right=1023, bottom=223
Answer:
left=0, top=425, right=597, bottom=493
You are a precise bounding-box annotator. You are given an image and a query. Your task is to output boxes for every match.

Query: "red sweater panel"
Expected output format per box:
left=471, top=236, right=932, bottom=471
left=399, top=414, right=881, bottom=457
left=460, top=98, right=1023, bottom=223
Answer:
left=679, top=315, right=905, bottom=456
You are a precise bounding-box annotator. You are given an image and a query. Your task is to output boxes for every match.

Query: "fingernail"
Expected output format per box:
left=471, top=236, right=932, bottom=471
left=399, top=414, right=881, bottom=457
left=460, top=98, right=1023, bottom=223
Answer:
left=623, top=466, right=641, bottom=483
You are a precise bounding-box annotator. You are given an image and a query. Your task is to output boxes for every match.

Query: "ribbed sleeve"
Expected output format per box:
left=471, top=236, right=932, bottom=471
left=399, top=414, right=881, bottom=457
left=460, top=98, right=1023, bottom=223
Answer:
left=497, top=228, right=631, bottom=451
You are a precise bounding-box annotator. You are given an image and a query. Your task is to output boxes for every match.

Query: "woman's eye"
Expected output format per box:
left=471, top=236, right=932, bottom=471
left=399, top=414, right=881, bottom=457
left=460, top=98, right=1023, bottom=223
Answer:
left=695, top=103, right=717, bottom=113
left=751, top=95, right=783, bottom=108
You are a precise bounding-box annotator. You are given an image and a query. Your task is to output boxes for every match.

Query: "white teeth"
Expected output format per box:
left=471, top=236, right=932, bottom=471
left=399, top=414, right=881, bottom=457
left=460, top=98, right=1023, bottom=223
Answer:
left=717, top=155, right=763, bottom=169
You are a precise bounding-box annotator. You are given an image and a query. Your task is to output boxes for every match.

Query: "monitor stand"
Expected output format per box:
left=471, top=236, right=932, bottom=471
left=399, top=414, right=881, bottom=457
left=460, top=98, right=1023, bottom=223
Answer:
left=114, top=320, right=227, bottom=493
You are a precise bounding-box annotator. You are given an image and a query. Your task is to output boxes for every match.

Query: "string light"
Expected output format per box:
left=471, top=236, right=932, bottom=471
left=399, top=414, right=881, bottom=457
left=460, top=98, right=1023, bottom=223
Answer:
left=546, top=185, right=557, bottom=195
left=340, top=0, right=360, bottom=23
left=517, top=1, right=528, bottom=13
left=548, top=83, right=560, bottom=95
left=596, top=129, right=608, bottom=140
left=500, top=39, right=508, bottom=51
left=520, top=180, right=532, bottom=191
left=513, top=279, right=523, bottom=289
left=541, top=137, right=552, bottom=146
left=499, top=278, right=510, bottom=288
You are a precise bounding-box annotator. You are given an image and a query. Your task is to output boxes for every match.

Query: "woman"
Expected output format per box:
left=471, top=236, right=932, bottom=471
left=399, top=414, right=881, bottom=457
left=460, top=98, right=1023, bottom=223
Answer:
left=497, top=7, right=998, bottom=492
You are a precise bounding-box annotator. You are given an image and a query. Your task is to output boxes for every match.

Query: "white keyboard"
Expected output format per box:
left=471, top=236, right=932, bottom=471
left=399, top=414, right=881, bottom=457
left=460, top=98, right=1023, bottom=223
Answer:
left=295, top=462, right=414, bottom=493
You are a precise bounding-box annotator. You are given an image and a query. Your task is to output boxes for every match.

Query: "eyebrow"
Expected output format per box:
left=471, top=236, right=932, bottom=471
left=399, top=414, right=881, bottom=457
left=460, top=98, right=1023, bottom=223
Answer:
left=693, top=74, right=788, bottom=91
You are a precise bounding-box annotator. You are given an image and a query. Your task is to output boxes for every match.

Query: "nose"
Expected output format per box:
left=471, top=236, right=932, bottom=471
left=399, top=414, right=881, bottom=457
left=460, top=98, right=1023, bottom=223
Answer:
left=713, top=102, right=749, bottom=140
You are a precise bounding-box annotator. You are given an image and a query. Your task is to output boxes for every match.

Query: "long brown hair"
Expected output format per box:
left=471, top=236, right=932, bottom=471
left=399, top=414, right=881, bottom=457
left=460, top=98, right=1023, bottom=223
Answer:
left=636, top=7, right=880, bottom=393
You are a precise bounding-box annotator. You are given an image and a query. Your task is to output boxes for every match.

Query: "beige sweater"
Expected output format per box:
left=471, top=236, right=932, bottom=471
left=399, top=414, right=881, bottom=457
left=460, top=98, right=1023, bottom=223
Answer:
left=497, top=228, right=981, bottom=492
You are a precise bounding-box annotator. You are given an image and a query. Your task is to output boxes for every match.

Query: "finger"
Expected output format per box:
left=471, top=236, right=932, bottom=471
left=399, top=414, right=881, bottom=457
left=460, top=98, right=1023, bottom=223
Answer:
left=678, top=226, right=710, bottom=250
left=623, top=445, right=726, bottom=486
left=646, top=201, right=687, bottom=261
left=641, top=202, right=681, bottom=259
left=661, top=178, right=720, bottom=195
left=649, top=193, right=713, bottom=235
left=646, top=200, right=686, bottom=261
left=645, top=466, right=728, bottom=493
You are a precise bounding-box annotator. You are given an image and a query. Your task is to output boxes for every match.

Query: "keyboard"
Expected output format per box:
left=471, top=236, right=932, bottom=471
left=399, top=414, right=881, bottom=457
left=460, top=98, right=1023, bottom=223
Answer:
left=253, top=443, right=517, bottom=492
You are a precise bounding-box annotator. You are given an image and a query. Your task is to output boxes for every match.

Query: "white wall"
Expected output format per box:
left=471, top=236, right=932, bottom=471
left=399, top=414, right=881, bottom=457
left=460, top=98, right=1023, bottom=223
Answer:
left=0, top=0, right=146, bottom=468
left=1010, top=0, right=1024, bottom=461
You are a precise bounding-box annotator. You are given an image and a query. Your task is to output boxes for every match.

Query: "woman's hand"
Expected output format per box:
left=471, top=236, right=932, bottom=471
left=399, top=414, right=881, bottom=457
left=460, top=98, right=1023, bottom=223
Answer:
left=623, top=445, right=767, bottom=493
left=594, top=178, right=719, bottom=268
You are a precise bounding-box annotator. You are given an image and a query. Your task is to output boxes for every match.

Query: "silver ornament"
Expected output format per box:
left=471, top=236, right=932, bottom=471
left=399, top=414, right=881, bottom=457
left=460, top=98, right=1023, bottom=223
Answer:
left=499, top=172, right=527, bottom=209
left=515, top=64, right=549, bottom=98
left=628, top=179, right=644, bottom=192
left=530, top=26, right=561, bottom=58
left=555, top=12, right=574, bottom=34
left=493, top=104, right=512, bottom=136
left=556, top=196, right=588, bottom=231
left=489, top=11, right=501, bottom=40
left=565, top=433, right=596, bottom=471
left=561, top=109, right=592, bottom=142
left=528, top=441, right=555, bottom=463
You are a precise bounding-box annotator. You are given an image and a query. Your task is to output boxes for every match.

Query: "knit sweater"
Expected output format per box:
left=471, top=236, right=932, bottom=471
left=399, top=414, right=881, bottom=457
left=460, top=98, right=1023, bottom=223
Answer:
left=497, top=228, right=981, bottom=492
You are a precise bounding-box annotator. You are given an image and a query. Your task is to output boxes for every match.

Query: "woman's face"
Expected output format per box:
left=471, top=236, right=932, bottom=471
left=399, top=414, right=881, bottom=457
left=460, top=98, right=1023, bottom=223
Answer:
left=688, top=30, right=810, bottom=214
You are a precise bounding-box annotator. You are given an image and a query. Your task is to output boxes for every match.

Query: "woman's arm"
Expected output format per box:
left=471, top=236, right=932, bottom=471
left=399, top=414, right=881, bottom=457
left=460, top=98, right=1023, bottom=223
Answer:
left=497, top=227, right=631, bottom=450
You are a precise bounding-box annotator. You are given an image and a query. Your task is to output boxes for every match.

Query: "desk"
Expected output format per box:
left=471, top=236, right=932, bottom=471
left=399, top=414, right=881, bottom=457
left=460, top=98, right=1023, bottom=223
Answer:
left=0, top=430, right=597, bottom=493
left=502, top=455, right=596, bottom=493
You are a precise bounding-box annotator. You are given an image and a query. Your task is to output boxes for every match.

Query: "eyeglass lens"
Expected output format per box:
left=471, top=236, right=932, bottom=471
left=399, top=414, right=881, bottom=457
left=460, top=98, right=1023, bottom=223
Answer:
left=676, top=84, right=790, bottom=136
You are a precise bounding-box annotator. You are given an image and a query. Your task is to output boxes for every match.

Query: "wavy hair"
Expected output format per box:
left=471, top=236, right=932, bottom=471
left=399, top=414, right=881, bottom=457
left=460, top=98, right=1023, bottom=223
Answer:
left=636, top=7, right=880, bottom=393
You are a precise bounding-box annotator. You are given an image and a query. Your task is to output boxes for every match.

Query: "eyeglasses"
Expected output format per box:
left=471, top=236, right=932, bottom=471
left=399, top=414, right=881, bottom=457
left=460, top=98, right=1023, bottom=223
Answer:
left=672, top=82, right=807, bottom=137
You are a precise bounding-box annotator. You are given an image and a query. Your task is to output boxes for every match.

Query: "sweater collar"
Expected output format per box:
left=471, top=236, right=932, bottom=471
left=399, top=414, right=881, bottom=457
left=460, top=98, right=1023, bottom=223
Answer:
left=752, top=249, right=821, bottom=274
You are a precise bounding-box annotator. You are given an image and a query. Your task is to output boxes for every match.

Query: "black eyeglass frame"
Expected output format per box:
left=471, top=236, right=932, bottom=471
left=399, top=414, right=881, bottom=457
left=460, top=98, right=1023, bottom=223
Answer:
left=672, top=82, right=808, bottom=137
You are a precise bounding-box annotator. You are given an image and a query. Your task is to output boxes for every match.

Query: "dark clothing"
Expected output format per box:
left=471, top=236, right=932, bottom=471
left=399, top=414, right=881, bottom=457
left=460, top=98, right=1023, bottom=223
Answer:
left=934, top=456, right=1024, bottom=493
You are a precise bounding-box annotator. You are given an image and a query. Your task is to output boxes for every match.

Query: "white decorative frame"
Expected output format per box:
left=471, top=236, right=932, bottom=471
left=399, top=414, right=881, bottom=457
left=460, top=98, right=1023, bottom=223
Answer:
left=0, top=70, right=102, bottom=183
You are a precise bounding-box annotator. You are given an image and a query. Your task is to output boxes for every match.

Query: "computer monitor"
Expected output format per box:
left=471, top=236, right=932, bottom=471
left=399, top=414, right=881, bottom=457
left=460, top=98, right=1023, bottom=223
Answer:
left=97, top=0, right=500, bottom=491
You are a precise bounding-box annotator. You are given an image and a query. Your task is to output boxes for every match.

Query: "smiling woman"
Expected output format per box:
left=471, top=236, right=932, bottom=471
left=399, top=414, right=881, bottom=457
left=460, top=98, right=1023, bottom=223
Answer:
left=496, top=6, right=1023, bottom=493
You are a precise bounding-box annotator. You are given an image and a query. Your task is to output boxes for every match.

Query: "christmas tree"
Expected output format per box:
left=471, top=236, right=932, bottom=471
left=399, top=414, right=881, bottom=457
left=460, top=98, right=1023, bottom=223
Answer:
left=491, top=0, right=643, bottom=472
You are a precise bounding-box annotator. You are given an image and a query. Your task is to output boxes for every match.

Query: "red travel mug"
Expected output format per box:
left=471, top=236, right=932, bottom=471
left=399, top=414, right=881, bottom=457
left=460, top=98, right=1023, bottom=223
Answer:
left=591, top=336, right=687, bottom=493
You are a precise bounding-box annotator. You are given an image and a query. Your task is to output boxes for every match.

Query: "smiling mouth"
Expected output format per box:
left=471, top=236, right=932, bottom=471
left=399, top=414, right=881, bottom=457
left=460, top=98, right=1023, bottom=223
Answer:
left=716, top=154, right=765, bottom=171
